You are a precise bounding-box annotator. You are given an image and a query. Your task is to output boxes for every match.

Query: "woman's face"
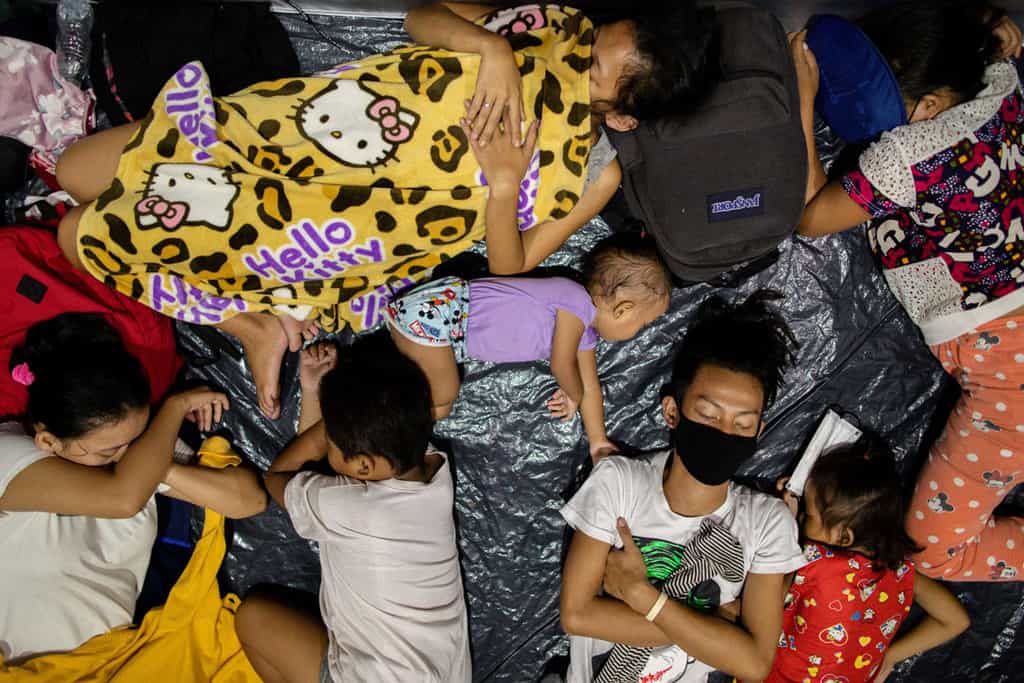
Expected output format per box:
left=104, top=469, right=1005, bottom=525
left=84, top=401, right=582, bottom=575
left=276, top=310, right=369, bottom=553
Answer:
left=46, top=406, right=151, bottom=467
left=590, top=20, right=638, bottom=109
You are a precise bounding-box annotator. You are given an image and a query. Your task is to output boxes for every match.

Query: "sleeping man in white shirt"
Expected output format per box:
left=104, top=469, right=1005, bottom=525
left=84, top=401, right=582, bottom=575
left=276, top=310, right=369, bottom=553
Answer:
left=559, top=290, right=806, bottom=683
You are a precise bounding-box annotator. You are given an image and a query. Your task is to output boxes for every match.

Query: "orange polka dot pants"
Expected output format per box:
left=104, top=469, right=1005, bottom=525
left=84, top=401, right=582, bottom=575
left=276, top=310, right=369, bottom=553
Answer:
left=906, top=317, right=1024, bottom=581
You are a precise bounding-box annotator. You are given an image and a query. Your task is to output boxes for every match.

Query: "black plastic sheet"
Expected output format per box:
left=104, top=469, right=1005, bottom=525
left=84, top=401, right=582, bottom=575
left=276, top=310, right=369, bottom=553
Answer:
left=169, top=9, right=1024, bottom=682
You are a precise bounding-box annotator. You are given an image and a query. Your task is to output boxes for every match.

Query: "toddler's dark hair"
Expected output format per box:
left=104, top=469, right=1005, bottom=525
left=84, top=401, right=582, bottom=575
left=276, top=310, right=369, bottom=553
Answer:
left=319, top=335, right=432, bottom=476
left=670, top=289, right=795, bottom=409
left=592, top=1, right=720, bottom=120
left=10, top=313, right=150, bottom=439
left=809, top=439, right=922, bottom=571
left=582, top=232, right=671, bottom=304
left=859, top=0, right=1000, bottom=105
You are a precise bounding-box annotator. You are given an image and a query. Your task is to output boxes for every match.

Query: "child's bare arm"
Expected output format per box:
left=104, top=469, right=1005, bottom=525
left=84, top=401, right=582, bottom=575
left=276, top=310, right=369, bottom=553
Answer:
left=272, top=421, right=329, bottom=473
left=577, top=348, right=615, bottom=461
left=163, top=462, right=268, bottom=519
left=550, top=310, right=586, bottom=404
left=875, top=573, right=970, bottom=680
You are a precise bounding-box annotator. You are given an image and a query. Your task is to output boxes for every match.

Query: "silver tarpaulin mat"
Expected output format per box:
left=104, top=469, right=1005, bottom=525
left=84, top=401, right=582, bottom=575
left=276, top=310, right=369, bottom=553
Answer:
left=168, top=9, right=1023, bottom=682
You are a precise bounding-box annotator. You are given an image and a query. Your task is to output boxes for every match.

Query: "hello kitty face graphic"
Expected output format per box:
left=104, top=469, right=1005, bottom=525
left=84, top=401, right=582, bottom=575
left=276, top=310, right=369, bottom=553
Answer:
left=136, top=163, right=239, bottom=232
left=294, top=80, right=420, bottom=169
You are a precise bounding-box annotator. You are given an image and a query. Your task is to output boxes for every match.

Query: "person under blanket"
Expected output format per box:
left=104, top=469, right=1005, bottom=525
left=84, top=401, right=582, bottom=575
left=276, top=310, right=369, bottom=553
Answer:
left=558, top=290, right=805, bottom=683
left=238, top=336, right=471, bottom=683
left=386, top=232, right=670, bottom=460
left=0, top=313, right=266, bottom=664
left=51, top=2, right=718, bottom=422
left=794, top=2, right=1024, bottom=582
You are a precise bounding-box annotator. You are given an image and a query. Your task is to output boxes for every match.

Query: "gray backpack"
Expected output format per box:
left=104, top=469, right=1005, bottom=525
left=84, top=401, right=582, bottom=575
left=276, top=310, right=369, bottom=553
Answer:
left=609, top=5, right=807, bottom=283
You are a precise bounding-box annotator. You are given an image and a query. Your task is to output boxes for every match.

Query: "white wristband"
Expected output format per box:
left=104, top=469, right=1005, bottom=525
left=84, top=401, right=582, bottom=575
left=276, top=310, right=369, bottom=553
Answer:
left=644, top=591, right=669, bottom=622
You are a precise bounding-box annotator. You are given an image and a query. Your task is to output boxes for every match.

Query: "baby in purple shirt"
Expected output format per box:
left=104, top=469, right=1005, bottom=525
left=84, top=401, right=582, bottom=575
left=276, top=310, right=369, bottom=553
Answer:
left=387, top=233, right=671, bottom=461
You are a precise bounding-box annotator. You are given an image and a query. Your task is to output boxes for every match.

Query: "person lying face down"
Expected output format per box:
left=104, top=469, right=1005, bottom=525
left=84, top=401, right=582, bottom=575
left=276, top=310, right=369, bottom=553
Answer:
left=0, top=313, right=264, bottom=664
left=245, top=337, right=471, bottom=683
left=558, top=290, right=805, bottom=683
left=386, top=232, right=671, bottom=461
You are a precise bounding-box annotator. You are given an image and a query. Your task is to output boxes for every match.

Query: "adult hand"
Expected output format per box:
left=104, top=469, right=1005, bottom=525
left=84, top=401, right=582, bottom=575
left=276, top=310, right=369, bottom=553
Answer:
left=992, top=15, right=1023, bottom=60
left=789, top=30, right=820, bottom=119
left=461, top=112, right=539, bottom=193
left=603, top=517, right=651, bottom=609
left=466, top=38, right=525, bottom=146
left=547, top=388, right=578, bottom=421
left=174, top=386, right=229, bottom=433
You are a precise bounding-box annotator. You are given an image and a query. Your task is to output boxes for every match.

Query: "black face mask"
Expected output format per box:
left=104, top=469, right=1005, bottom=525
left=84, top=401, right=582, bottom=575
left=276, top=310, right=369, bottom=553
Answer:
left=672, top=413, right=758, bottom=486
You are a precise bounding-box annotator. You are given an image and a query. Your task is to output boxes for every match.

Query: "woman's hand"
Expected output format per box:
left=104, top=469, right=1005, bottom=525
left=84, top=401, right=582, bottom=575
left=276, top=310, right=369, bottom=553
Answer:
left=603, top=518, right=652, bottom=609
left=789, top=30, right=820, bottom=120
left=462, top=111, right=539, bottom=193
left=992, top=15, right=1023, bottom=60
left=466, top=38, right=525, bottom=146
left=775, top=476, right=799, bottom=517
left=173, top=386, right=230, bottom=433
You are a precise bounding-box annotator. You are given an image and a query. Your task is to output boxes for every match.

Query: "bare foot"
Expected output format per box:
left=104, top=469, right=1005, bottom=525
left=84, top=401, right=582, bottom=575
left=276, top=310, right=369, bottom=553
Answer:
left=277, top=315, right=321, bottom=352
left=299, top=341, right=338, bottom=397
left=219, top=312, right=289, bottom=419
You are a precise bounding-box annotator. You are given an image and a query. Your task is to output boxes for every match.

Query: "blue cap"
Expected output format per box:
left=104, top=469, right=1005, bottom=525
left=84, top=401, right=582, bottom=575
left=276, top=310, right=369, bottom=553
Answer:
left=805, top=14, right=907, bottom=144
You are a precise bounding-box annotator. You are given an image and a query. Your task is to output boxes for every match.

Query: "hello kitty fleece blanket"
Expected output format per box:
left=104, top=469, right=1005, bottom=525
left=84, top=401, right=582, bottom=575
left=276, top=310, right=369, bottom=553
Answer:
left=74, top=5, right=592, bottom=333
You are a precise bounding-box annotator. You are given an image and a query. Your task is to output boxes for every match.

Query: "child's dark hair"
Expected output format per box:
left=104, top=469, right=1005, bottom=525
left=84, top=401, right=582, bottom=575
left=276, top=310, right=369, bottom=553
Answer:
left=582, top=232, right=671, bottom=304
left=10, top=313, right=150, bottom=439
left=595, top=1, right=720, bottom=120
left=859, top=0, right=1000, bottom=105
left=670, top=289, right=795, bottom=409
left=318, top=335, right=432, bottom=476
left=809, top=439, right=922, bottom=571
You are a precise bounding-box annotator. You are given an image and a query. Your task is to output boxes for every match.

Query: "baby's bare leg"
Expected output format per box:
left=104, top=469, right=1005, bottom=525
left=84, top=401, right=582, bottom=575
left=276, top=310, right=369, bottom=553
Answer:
left=390, top=328, right=461, bottom=420
left=56, top=122, right=141, bottom=203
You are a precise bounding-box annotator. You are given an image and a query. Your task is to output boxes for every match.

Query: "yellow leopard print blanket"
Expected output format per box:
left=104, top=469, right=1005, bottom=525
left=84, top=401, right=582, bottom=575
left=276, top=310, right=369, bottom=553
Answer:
left=76, top=4, right=592, bottom=333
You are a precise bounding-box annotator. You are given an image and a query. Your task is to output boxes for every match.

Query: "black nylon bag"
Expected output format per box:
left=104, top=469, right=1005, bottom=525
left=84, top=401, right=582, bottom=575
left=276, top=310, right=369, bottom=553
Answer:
left=609, top=5, right=807, bottom=283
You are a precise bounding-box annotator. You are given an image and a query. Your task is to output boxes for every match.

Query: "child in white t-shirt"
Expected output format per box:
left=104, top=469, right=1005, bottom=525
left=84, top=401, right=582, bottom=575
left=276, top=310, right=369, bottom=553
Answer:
left=236, top=335, right=472, bottom=683
left=559, top=290, right=805, bottom=683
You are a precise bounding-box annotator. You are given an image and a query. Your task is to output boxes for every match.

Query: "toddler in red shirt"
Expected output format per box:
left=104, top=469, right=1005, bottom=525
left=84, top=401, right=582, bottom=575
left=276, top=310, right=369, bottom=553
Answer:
left=766, top=442, right=970, bottom=682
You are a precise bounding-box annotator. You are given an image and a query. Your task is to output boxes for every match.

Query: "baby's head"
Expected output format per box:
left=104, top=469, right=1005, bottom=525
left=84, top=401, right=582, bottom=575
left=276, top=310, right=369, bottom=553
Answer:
left=803, top=439, right=921, bottom=570
left=318, top=336, right=433, bottom=481
left=582, top=232, right=672, bottom=341
left=590, top=1, right=719, bottom=130
left=14, top=313, right=151, bottom=466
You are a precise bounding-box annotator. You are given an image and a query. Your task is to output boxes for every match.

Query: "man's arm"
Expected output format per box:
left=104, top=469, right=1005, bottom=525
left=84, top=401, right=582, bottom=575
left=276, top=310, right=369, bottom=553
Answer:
left=605, top=518, right=785, bottom=681
left=560, top=531, right=674, bottom=647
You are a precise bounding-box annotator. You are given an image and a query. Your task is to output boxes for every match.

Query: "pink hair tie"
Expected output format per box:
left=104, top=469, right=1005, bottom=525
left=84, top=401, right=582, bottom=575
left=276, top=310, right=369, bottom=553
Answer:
left=11, top=362, right=34, bottom=387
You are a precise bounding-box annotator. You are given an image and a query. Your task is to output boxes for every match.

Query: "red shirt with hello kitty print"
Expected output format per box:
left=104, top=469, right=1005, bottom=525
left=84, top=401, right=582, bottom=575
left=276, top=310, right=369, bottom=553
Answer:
left=763, top=542, right=916, bottom=683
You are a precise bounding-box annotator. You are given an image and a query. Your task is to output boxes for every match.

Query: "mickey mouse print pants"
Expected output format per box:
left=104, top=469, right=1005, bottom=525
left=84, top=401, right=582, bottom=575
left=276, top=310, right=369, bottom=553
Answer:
left=906, top=317, right=1024, bottom=581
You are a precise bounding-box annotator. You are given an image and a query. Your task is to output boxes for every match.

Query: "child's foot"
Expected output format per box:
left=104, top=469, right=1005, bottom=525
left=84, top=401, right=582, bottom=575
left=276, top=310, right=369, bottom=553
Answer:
left=277, top=314, right=321, bottom=353
left=230, top=312, right=289, bottom=419
left=299, top=341, right=338, bottom=396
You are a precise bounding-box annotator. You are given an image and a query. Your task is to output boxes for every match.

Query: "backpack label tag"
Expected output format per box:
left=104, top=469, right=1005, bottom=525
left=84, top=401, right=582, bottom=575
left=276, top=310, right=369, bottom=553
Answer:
left=707, top=188, right=764, bottom=222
